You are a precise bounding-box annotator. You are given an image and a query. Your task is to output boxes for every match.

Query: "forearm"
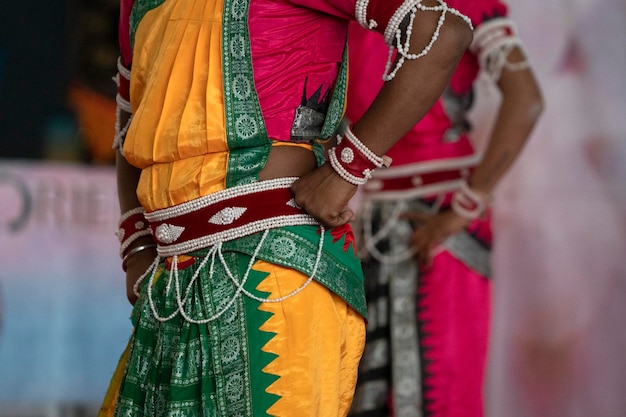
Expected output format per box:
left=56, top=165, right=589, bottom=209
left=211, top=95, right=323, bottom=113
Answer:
left=116, top=149, right=156, bottom=252
left=114, top=105, right=143, bottom=212
left=116, top=150, right=143, bottom=213
left=469, top=96, right=542, bottom=194
left=115, top=111, right=156, bottom=255
left=115, top=129, right=156, bottom=304
left=469, top=48, right=544, bottom=194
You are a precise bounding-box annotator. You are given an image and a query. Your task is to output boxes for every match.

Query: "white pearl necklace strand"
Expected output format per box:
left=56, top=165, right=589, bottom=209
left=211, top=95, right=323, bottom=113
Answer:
left=355, top=0, right=473, bottom=82
left=383, top=0, right=473, bottom=81
left=134, top=226, right=326, bottom=324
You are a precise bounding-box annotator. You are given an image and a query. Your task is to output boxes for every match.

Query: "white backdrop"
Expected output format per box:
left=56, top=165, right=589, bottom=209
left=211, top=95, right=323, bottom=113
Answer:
left=482, top=1, right=626, bottom=416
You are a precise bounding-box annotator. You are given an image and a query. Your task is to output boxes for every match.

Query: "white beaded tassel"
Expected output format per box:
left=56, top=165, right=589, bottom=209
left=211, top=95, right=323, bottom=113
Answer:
left=362, top=199, right=418, bottom=264
left=381, top=0, right=473, bottom=81
left=113, top=95, right=133, bottom=153
left=142, top=225, right=327, bottom=324
left=356, top=0, right=378, bottom=30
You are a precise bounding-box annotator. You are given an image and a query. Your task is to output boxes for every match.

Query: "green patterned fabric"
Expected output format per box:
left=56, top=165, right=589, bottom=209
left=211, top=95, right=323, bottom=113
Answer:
left=112, top=2, right=364, bottom=414
left=319, top=45, right=349, bottom=140
left=222, top=0, right=272, bottom=187
left=114, top=252, right=281, bottom=417
left=216, top=0, right=365, bottom=316
left=220, top=0, right=348, bottom=185
left=223, top=225, right=366, bottom=316
left=112, top=223, right=364, bottom=417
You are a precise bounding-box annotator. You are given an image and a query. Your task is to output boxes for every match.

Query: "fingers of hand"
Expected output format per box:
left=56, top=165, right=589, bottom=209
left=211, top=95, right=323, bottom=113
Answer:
left=411, top=228, right=436, bottom=268
left=291, top=166, right=356, bottom=227
left=415, top=240, right=434, bottom=270
left=303, top=204, right=354, bottom=228
left=336, top=206, right=356, bottom=226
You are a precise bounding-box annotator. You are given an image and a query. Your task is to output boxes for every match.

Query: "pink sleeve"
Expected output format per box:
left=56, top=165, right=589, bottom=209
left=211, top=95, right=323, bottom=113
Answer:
left=287, top=0, right=411, bottom=37
left=346, top=23, right=387, bottom=123
left=447, top=0, right=509, bottom=94
left=286, top=0, right=356, bottom=20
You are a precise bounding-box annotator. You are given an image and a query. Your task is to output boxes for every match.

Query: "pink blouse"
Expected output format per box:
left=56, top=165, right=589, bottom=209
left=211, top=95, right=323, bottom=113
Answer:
left=346, top=0, right=509, bottom=166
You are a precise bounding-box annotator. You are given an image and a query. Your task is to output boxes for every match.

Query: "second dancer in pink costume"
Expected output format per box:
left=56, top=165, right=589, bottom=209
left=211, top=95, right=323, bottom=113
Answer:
left=347, top=1, right=543, bottom=416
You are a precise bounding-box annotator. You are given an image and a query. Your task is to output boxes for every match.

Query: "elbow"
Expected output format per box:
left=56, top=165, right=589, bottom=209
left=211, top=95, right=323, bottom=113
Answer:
left=442, top=13, right=473, bottom=61
left=527, top=93, right=545, bottom=124
left=410, top=4, right=473, bottom=62
left=516, top=95, right=544, bottom=129
left=502, top=76, right=545, bottom=125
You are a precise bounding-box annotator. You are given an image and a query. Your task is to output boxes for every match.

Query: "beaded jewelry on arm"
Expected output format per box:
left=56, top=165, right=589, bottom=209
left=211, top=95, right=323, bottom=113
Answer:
left=355, top=0, right=473, bottom=81
left=450, top=180, right=491, bottom=221
left=116, top=207, right=153, bottom=259
left=470, top=17, right=530, bottom=81
left=112, top=57, right=133, bottom=154
left=327, top=125, right=392, bottom=185
left=122, top=243, right=157, bottom=272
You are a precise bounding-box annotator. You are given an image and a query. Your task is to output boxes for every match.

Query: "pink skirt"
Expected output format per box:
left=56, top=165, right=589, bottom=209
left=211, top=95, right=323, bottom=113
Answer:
left=350, top=196, right=492, bottom=417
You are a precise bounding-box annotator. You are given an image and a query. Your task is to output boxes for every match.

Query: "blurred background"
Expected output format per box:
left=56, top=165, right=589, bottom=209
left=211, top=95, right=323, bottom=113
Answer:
left=0, top=0, right=625, bottom=416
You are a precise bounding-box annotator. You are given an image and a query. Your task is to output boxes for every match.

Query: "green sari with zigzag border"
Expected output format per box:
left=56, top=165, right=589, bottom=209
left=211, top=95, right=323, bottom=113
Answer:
left=102, top=0, right=366, bottom=415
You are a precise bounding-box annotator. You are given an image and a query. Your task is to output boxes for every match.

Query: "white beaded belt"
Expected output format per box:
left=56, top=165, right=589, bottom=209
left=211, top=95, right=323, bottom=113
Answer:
left=362, top=154, right=480, bottom=201
left=145, top=177, right=318, bottom=257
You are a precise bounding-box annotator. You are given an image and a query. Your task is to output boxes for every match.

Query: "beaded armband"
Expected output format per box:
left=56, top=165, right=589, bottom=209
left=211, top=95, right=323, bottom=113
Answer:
left=116, top=207, right=153, bottom=258
left=471, top=17, right=529, bottom=81
left=355, top=0, right=473, bottom=81
left=328, top=126, right=392, bottom=185
left=451, top=180, right=490, bottom=220
left=112, top=57, right=133, bottom=153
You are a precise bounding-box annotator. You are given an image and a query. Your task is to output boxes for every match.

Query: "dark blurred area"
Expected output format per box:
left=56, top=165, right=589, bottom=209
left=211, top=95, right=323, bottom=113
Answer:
left=0, top=0, right=118, bottom=163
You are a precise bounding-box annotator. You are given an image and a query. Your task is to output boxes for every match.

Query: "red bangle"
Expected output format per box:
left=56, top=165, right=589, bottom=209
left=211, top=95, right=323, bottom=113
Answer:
left=328, top=125, right=391, bottom=185
left=116, top=207, right=152, bottom=258
left=451, top=181, right=490, bottom=220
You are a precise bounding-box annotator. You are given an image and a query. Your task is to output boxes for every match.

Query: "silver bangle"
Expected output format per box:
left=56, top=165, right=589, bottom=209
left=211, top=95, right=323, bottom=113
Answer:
left=122, top=243, right=157, bottom=272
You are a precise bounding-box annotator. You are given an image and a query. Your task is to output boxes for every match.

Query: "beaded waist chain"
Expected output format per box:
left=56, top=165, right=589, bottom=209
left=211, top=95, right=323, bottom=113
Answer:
left=145, top=177, right=318, bottom=257
left=362, top=154, right=480, bottom=201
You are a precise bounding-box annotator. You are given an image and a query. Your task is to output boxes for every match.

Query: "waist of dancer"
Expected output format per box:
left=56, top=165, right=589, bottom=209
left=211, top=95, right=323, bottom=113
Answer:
left=362, top=154, right=481, bottom=201
left=145, top=177, right=318, bottom=257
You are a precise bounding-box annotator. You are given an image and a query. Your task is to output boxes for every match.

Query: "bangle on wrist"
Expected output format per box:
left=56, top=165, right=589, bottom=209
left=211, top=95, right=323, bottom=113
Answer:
left=116, top=207, right=152, bottom=258
left=122, top=243, right=157, bottom=272
left=328, top=125, right=392, bottom=185
left=451, top=180, right=490, bottom=220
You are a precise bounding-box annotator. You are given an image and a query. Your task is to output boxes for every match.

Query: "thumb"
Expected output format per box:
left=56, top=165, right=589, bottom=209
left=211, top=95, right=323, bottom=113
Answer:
left=330, top=206, right=356, bottom=227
